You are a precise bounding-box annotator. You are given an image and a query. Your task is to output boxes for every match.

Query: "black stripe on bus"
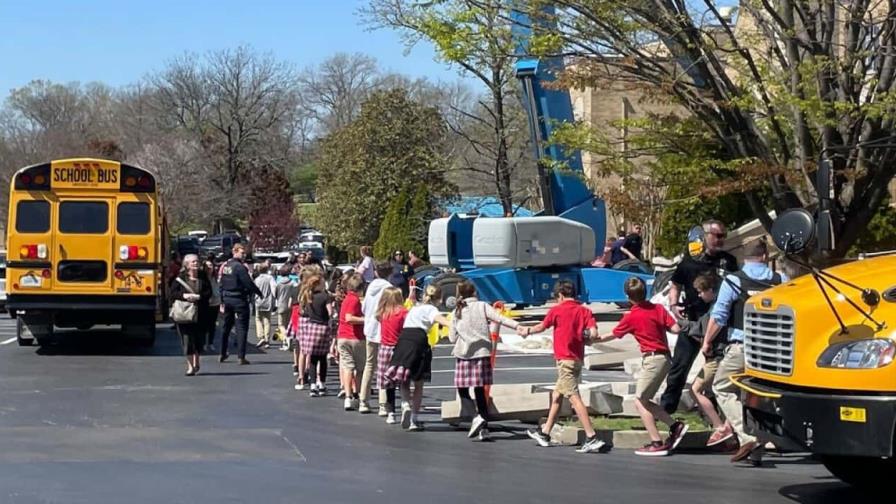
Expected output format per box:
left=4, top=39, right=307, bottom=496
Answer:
left=114, top=262, right=158, bottom=270
left=7, top=261, right=51, bottom=269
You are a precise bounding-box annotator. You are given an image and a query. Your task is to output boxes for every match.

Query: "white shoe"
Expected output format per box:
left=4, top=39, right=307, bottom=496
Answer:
left=478, top=428, right=490, bottom=441
left=344, top=398, right=354, bottom=411
left=309, top=384, right=319, bottom=397
left=294, top=384, right=303, bottom=391
left=386, top=412, right=398, bottom=425
left=400, top=402, right=412, bottom=429
left=358, top=402, right=371, bottom=414
left=378, top=404, right=389, bottom=417
left=576, top=435, right=607, bottom=454
left=408, top=421, right=424, bottom=432
left=317, top=383, right=327, bottom=396
left=468, top=415, right=486, bottom=438
left=337, top=389, right=346, bottom=399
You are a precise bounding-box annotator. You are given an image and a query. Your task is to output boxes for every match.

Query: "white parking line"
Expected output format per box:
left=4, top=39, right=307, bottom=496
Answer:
left=1, top=337, right=17, bottom=345
left=431, top=353, right=549, bottom=360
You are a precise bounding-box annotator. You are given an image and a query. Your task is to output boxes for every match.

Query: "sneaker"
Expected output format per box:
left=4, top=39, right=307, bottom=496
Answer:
left=468, top=415, right=487, bottom=439
left=527, top=428, right=552, bottom=447
left=256, top=340, right=266, bottom=349
left=386, top=412, right=398, bottom=425
left=378, top=404, right=389, bottom=417
left=668, top=421, right=689, bottom=450
left=292, top=365, right=299, bottom=377
left=238, top=358, right=250, bottom=365
left=337, top=389, right=347, bottom=399
left=408, top=421, right=424, bottom=432
left=309, top=384, right=319, bottom=397
left=576, top=434, right=606, bottom=454
left=281, top=342, right=290, bottom=351
left=478, top=428, right=490, bottom=441
left=317, top=384, right=327, bottom=397
left=400, top=402, right=412, bottom=429
left=635, top=441, right=670, bottom=457
left=358, top=402, right=371, bottom=414
left=344, top=398, right=354, bottom=411
left=706, top=424, right=734, bottom=447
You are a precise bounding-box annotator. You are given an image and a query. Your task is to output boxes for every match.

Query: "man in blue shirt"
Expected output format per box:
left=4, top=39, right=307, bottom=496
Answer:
left=702, top=239, right=786, bottom=466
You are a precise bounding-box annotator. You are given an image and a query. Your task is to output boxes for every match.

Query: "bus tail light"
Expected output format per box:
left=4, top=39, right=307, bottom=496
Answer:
left=119, top=245, right=149, bottom=261
left=19, top=244, right=47, bottom=259
left=114, top=270, right=125, bottom=280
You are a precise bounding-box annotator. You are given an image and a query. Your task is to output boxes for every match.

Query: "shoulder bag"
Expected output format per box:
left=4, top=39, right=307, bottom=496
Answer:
left=170, top=277, right=199, bottom=324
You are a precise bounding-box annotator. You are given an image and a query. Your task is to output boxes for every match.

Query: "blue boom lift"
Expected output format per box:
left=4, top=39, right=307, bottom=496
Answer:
left=426, top=6, right=654, bottom=308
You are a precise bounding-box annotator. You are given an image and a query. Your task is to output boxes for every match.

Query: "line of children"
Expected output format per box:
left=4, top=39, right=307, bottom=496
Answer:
left=375, top=287, right=407, bottom=424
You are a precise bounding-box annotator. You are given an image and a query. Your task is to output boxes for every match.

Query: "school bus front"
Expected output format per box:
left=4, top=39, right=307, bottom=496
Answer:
left=5, top=159, right=162, bottom=345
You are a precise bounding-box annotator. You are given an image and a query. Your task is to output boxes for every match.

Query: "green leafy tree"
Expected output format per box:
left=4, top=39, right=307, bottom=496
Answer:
left=375, top=188, right=412, bottom=258
left=312, top=88, right=457, bottom=252
left=364, top=0, right=532, bottom=215
left=510, top=1, right=896, bottom=259
left=288, top=162, right=319, bottom=202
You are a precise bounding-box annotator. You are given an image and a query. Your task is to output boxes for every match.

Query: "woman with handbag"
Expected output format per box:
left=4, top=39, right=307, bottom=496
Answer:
left=169, top=254, right=212, bottom=376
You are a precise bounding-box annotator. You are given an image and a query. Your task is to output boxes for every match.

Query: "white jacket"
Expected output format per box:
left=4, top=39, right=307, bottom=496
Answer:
left=362, top=278, right=392, bottom=343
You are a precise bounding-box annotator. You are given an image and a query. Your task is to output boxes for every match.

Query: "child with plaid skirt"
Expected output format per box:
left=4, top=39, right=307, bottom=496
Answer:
left=449, top=281, right=520, bottom=441
left=298, top=274, right=332, bottom=397
left=375, top=287, right=407, bottom=425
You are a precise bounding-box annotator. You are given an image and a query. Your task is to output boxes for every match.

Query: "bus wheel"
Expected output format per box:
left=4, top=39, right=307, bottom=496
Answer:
left=821, top=455, right=895, bottom=489
left=17, top=316, right=52, bottom=346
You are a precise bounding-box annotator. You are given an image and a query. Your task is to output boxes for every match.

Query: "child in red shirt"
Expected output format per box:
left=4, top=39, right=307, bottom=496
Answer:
left=337, top=273, right=366, bottom=411
left=518, top=280, right=605, bottom=454
left=376, top=287, right=408, bottom=424
left=596, top=277, right=685, bottom=457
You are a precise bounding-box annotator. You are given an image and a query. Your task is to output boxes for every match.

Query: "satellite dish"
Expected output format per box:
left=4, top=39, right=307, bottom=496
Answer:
left=771, top=209, right=815, bottom=254
left=687, top=226, right=705, bottom=258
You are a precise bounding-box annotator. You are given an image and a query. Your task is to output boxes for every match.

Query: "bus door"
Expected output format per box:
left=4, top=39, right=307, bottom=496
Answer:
left=53, top=197, right=114, bottom=293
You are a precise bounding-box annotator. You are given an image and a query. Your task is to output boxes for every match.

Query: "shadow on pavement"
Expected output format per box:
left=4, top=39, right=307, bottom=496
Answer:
left=34, top=326, right=182, bottom=357
left=778, top=481, right=868, bottom=503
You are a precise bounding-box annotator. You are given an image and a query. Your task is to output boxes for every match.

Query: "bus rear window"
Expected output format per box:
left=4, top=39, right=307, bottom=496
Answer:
left=59, top=201, right=108, bottom=234
left=15, top=200, right=50, bottom=233
left=117, top=202, right=150, bottom=235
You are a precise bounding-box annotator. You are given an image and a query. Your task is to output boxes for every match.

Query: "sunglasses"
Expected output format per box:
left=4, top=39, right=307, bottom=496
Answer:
left=709, top=232, right=727, bottom=238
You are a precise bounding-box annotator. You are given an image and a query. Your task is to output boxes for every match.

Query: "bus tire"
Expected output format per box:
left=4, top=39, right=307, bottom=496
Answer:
left=430, top=273, right=466, bottom=311
left=17, top=316, right=51, bottom=346
left=821, top=455, right=895, bottom=488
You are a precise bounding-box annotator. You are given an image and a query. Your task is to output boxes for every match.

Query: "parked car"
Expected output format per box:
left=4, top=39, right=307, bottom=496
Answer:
left=172, top=236, right=200, bottom=258
left=200, top=234, right=242, bottom=261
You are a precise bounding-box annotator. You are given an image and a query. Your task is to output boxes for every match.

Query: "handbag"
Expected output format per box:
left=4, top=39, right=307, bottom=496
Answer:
left=170, top=277, right=199, bottom=323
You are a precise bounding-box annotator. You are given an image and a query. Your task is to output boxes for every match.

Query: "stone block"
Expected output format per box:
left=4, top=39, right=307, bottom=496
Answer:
left=584, top=349, right=641, bottom=370
left=441, top=383, right=569, bottom=424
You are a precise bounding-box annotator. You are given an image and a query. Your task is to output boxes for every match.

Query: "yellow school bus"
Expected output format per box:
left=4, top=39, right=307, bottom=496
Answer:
left=5, top=158, right=165, bottom=346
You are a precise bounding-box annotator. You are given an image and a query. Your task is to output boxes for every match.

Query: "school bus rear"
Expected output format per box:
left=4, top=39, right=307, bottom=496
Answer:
left=5, top=159, right=162, bottom=346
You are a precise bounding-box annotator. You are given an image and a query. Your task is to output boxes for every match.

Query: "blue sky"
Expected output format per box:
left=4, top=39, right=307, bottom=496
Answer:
left=0, top=0, right=459, bottom=95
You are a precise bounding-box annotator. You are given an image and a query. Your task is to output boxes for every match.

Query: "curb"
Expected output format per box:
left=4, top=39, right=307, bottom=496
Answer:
left=551, top=425, right=711, bottom=450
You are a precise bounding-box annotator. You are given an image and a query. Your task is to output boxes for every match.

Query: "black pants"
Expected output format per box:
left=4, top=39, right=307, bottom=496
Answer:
left=221, top=301, right=250, bottom=359
left=310, top=354, right=328, bottom=384
left=660, top=333, right=701, bottom=414
left=203, top=306, right=219, bottom=347
left=458, top=387, right=489, bottom=422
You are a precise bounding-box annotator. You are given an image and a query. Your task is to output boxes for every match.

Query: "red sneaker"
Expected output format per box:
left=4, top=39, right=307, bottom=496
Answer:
left=635, top=441, right=670, bottom=457
left=706, top=424, right=734, bottom=447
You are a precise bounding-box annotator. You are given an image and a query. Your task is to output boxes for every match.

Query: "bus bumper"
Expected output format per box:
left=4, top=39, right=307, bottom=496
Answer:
left=7, top=294, right=157, bottom=326
left=740, top=376, right=896, bottom=458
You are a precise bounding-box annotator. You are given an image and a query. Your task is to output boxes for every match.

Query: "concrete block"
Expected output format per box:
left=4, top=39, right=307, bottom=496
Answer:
left=587, top=389, right=624, bottom=415
left=619, top=395, right=640, bottom=417
left=585, top=349, right=642, bottom=370
left=546, top=427, right=709, bottom=450
left=441, top=383, right=569, bottom=424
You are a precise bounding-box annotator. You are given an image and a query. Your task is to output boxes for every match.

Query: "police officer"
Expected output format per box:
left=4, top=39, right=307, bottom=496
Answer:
left=219, top=244, right=263, bottom=365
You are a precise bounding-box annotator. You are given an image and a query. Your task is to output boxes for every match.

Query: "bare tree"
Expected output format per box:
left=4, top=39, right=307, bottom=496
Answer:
left=299, top=52, right=382, bottom=134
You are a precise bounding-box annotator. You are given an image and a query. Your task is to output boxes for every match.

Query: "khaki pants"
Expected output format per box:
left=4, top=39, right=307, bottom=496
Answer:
left=554, top=360, right=583, bottom=397
left=360, top=340, right=385, bottom=405
left=712, top=343, right=756, bottom=444
left=255, top=311, right=272, bottom=343
left=275, top=311, right=290, bottom=340
left=635, top=354, right=671, bottom=402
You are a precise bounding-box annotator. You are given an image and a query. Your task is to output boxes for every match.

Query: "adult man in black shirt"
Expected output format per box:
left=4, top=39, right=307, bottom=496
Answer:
left=620, top=224, right=644, bottom=261
left=660, top=219, right=738, bottom=414
left=219, top=244, right=263, bottom=365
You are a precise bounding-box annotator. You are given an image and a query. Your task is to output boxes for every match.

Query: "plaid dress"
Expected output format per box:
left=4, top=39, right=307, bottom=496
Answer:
left=454, top=357, right=493, bottom=388
left=299, top=319, right=331, bottom=356
left=377, top=344, right=397, bottom=389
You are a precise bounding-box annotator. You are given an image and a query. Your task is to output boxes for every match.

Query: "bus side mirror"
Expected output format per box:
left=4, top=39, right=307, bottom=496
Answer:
left=771, top=209, right=815, bottom=255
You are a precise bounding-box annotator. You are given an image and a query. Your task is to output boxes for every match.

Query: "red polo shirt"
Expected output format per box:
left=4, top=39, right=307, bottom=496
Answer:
left=612, top=301, right=674, bottom=353
left=542, top=300, right=597, bottom=361
left=379, top=307, right=408, bottom=346
left=337, top=291, right=364, bottom=340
